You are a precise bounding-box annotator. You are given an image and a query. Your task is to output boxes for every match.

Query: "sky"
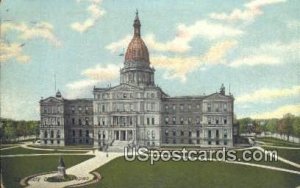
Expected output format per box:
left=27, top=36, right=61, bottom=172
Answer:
left=0, top=0, right=299, bottom=120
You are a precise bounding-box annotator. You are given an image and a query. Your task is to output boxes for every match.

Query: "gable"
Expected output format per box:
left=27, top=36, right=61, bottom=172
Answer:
left=108, top=84, right=143, bottom=92
left=203, top=93, right=233, bottom=101
left=41, top=97, right=63, bottom=104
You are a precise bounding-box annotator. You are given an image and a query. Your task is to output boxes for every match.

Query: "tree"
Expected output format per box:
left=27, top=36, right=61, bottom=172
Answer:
left=281, top=113, right=295, bottom=141
left=292, top=117, right=300, bottom=137
left=265, top=119, right=278, bottom=133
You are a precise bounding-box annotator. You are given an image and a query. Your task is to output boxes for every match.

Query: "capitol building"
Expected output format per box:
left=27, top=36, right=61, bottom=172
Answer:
left=39, top=12, right=236, bottom=150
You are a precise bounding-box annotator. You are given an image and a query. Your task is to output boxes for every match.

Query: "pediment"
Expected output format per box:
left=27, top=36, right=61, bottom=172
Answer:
left=203, top=93, right=232, bottom=101
left=41, top=97, right=63, bottom=104
left=108, top=84, right=143, bottom=92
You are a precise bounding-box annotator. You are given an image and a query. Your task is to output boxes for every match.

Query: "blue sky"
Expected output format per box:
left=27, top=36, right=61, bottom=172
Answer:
left=1, top=0, right=299, bottom=120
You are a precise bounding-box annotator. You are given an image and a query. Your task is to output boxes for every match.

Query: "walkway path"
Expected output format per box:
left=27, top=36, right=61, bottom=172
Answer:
left=26, top=151, right=122, bottom=188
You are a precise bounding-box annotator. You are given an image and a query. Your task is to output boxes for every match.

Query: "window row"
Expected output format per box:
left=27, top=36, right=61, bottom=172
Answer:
left=95, top=92, right=157, bottom=100
left=43, top=106, right=63, bottom=114
left=68, top=117, right=91, bottom=126
left=164, top=116, right=200, bottom=125
left=164, top=103, right=200, bottom=112
left=206, top=103, right=230, bottom=112
left=70, top=106, right=90, bottom=114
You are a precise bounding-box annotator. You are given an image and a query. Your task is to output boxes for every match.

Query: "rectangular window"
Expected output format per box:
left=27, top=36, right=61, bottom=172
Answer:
left=208, top=117, right=211, bottom=125
left=207, top=103, right=211, bottom=112
left=181, top=131, right=184, bottom=136
left=196, top=117, right=200, bottom=125
left=224, top=117, right=227, bottom=124
left=165, top=117, right=169, bottom=125
left=79, top=119, right=82, bottom=125
left=180, top=117, right=184, bottom=125
left=196, top=130, right=200, bottom=137
left=165, top=130, right=169, bottom=136
left=72, top=118, right=75, bottom=125
left=208, top=130, right=211, bottom=138
left=224, top=129, right=228, bottom=138
left=172, top=117, right=176, bottom=124
left=188, top=104, right=191, bottom=111
left=165, top=105, right=169, bottom=111
left=189, top=131, right=192, bottom=137
left=216, top=130, right=219, bottom=138
left=85, top=117, right=89, bottom=126
left=180, top=104, right=184, bottom=111
left=147, top=118, right=150, bottom=125
left=188, top=117, right=192, bottom=124
left=152, top=118, right=155, bottom=125
left=172, top=105, right=176, bottom=111
left=173, top=130, right=176, bottom=136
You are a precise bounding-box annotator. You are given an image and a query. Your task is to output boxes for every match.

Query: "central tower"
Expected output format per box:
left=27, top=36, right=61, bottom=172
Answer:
left=120, top=11, right=155, bottom=86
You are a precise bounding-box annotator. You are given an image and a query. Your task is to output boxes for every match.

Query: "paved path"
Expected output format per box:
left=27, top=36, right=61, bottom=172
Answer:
left=26, top=151, right=122, bottom=188
left=1, top=153, right=94, bottom=158
left=255, top=146, right=300, bottom=169
left=0, top=145, right=20, bottom=150
left=225, top=160, right=300, bottom=175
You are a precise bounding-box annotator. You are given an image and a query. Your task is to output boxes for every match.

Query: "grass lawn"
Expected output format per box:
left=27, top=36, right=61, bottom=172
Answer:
left=28, top=144, right=93, bottom=150
left=85, top=157, right=300, bottom=188
left=1, top=155, right=93, bottom=188
left=234, top=149, right=300, bottom=171
left=274, top=148, right=300, bottom=164
left=0, top=147, right=88, bottom=155
left=256, top=137, right=300, bottom=147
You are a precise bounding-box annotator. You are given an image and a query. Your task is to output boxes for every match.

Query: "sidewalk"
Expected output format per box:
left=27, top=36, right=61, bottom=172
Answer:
left=26, top=151, right=122, bottom=188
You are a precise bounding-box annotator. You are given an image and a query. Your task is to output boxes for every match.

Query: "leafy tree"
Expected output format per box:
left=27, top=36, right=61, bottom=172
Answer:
left=292, top=117, right=300, bottom=137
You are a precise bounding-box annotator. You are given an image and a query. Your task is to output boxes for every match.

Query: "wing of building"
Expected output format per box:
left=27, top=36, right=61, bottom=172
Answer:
left=39, top=11, right=236, bottom=150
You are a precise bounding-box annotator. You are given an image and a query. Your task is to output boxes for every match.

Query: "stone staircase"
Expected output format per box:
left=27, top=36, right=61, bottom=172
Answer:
left=107, top=139, right=134, bottom=152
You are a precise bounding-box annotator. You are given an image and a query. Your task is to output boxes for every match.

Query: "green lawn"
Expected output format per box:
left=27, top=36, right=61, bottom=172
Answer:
left=275, top=148, right=300, bottom=164
left=0, top=147, right=88, bottom=155
left=85, top=157, right=300, bottom=188
left=256, top=137, right=300, bottom=147
left=1, top=155, right=93, bottom=188
left=27, top=144, right=93, bottom=150
left=234, top=149, right=300, bottom=171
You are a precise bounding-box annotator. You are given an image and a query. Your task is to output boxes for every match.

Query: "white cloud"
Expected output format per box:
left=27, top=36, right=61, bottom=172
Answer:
left=65, top=64, right=120, bottom=98
left=229, top=55, right=280, bottom=67
left=250, top=104, right=300, bottom=119
left=152, top=55, right=202, bottom=81
left=71, top=0, right=105, bottom=33
left=229, top=40, right=300, bottom=67
left=210, top=0, right=286, bottom=22
left=287, top=20, right=300, bottom=29
left=2, top=22, right=61, bottom=47
left=82, top=64, right=120, bottom=80
left=0, top=42, right=30, bottom=63
left=106, top=20, right=243, bottom=54
left=151, top=40, right=237, bottom=81
left=202, top=40, right=238, bottom=63
left=236, top=85, right=300, bottom=104
left=105, top=35, right=131, bottom=54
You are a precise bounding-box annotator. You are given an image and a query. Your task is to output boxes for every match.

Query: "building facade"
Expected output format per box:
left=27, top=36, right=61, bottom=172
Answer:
left=40, top=12, right=235, bottom=149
